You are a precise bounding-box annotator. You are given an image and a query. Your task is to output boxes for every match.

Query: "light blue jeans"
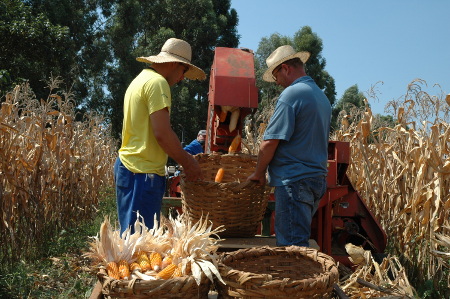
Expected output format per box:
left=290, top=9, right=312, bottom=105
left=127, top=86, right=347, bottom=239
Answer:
left=114, top=157, right=165, bottom=235
left=274, top=176, right=327, bottom=247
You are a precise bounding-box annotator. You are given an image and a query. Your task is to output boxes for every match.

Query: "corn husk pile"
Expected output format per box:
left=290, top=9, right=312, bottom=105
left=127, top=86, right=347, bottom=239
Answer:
left=341, top=243, right=417, bottom=298
left=84, top=213, right=225, bottom=285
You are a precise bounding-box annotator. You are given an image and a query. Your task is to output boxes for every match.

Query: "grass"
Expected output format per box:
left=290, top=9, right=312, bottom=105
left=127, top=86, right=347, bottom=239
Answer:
left=0, top=187, right=117, bottom=299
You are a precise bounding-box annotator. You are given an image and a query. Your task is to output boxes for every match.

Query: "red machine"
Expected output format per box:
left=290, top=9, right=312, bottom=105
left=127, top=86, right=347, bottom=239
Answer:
left=168, top=47, right=387, bottom=268
left=205, top=47, right=259, bottom=153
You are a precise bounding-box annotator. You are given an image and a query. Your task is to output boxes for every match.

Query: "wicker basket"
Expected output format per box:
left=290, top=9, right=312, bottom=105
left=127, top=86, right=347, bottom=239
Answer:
left=180, top=153, right=270, bottom=237
left=216, top=246, right=339, bottom=299
left=96, top=268, right=210, bottom=298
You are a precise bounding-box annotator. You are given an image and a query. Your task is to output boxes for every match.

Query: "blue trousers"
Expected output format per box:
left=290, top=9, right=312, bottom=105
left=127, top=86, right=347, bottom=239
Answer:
left=114, top=157, right=165, bottom=235
left=274, top=176, right=327, bottom=247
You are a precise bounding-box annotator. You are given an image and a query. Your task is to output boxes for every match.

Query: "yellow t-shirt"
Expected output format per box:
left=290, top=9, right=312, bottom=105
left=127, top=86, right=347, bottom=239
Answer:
left=118, top=69, right=171, bottom=175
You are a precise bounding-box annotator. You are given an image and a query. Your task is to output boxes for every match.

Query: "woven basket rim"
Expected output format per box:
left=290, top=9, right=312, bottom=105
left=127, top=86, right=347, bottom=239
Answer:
left=218, top=245, right=339, bottom=286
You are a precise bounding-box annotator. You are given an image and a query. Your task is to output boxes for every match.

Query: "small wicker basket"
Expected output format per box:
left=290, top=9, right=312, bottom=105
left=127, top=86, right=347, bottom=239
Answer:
left=216, top=246, right=339, bottom=299
left=96, top=268, right=210, bottom=299
left=180, top=153, right=270, bottom=237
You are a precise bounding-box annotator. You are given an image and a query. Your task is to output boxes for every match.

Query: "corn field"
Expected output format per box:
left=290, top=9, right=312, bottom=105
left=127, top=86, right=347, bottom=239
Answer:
left=0, top=82, right=117, bottom=264
left=333, top=80, right=450, bottom=290
left=244, top=79, right=450, bottom=293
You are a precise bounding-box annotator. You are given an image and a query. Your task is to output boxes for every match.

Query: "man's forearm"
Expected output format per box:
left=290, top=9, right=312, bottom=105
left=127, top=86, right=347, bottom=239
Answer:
left=254, top=139, right=280, bottom=175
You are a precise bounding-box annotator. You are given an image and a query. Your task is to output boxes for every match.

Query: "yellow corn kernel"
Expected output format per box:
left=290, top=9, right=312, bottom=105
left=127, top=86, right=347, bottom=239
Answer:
left=149, top=252, right=162, bottom=271
left=156, top=263, right=177, bottom=279
left=136, top=251, right=151, bottom=272
left=118, top=260, right=130, bottom=280
left=215, top=168, right=224, bottom=183
left=228, top=134, right=241, bottom=153
left=172, top=263, right=183, bottom=278
left=106, top=261, right=120, bottom=280
left=129, top=262, right=141, bottom=272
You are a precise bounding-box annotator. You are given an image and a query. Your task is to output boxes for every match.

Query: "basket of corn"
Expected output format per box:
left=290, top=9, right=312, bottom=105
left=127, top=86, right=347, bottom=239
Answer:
left=180, top=152, right=270, bottom=237
left=216, top=246, right=339, bottom=299
left=85, top=213, right=225, bottom=298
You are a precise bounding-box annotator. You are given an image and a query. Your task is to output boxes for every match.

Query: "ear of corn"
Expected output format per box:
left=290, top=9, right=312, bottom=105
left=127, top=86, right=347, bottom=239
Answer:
left=228, top=134, right=241, bottom=153
left=215, top=168, right=224, bottom=183
left=219, top=109, right=228, bottom=122
left=118, top=260, right=130, bottom=280
left=136, top=251, right=152, bottom=272
left=129, top=262, right=141, bottom=272
left=229, top=108, right=240, bottom=132
left=149, top=251, right=162, bottom=271
left=172, top=263, right=183, bottom=278
left=107, top=261, right=120, bottom=280
left=156, top=263, right=177, bottom=279
left=162, top=255, right=172, bottom=269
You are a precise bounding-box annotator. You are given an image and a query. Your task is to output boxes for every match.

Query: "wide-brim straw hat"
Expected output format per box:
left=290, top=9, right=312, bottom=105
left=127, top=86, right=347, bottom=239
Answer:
left=136, top=38, right=206, bottom=80
left=262, top=45, right=310, bottom=82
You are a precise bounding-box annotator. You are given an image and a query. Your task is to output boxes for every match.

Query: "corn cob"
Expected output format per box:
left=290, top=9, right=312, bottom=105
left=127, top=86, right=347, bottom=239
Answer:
left=118, top=260, right=130, bottom=280
left=106, top=261, right=120, bottom=280
left=149, top=252, right=162, bottom=271
left=172, top=263, right=183, bottom=278
left=161, top=255, right=172, bottom=269
left=156, top=263, right=177, bottom=279
left=219, top=109, right=228, bottom=122
left=129, top=262, right=141, bottom=272
left=136, top=251, right=152, bottom=272
left=229, top=108, right=240, bottom=132
left=228, top=134, right=241, bottom=153
left=215, top=168, right=224, bottom=183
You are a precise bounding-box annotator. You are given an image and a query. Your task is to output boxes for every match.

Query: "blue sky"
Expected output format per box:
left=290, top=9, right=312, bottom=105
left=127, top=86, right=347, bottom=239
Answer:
left=230, top=0, right=450, bottom=115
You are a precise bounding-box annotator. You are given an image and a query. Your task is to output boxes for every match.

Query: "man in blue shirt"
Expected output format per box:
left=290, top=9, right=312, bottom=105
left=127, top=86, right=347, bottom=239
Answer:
left=248, top=45, right=331, bottom=247
left=183, top=130, right=206, bottom=155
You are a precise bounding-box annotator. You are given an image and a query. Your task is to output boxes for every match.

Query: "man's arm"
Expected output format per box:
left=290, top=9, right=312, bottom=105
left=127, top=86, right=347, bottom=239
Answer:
left=151, top=108, right=202, bottom=181
left=247, top=139, right=280, bottom=185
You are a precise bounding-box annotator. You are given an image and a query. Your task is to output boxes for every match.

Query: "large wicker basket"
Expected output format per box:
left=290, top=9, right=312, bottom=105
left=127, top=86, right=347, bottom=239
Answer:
left=216, top=246, right=339, bottom=299
left=96, top=268, right=210, bottom=298
left=180, top=153, right=270, bottom=237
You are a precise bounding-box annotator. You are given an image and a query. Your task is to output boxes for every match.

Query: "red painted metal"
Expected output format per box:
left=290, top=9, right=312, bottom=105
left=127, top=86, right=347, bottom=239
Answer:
left=205, top=47, right=259, bottom=153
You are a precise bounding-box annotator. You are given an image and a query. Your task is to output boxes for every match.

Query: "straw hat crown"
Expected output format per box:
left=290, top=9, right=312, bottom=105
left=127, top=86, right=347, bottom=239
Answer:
left=263, top=45, right=310, bottom=82
left=136, top=38, right=206, bottom=80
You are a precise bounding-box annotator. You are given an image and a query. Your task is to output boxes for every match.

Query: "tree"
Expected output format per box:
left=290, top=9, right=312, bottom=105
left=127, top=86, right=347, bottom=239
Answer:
left=103, top=0, right=240, bottom=139
left=254, top=27, right=336, bottom=108
left=0, top=0, right=72, bottom=100
left=331, top=84, right=365, bottom=130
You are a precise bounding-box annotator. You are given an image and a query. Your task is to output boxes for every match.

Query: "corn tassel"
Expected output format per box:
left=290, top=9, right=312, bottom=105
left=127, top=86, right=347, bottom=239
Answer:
left=215, top=168, right=224, bottom=183
left=156, top=263, right=177, bottom=279
left=228, top=134, right=241, bottom=153
left=136, top=251, right=152, bottom=272
left=149, top=252, right=162, bottom=271
left=118, top=260, right=130, bottom=280
left=106, top=261, right=120, bottom=280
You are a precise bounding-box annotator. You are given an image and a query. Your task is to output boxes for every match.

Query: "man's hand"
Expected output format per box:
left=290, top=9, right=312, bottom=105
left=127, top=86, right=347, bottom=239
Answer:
left=183, top=157, right=203, bottom=181
left=247, top=171, right=266, bottom=186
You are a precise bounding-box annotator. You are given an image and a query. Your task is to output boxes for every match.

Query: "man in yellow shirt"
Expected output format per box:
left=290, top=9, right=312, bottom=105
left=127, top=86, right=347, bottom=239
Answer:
left=114, top=38, right=205, bottom=234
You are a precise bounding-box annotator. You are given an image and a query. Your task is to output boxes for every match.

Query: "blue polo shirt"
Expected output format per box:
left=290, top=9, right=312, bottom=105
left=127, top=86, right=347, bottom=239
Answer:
left=184, top=139, right=204, bottom=155
left=263, top=76, right=331, bottom=186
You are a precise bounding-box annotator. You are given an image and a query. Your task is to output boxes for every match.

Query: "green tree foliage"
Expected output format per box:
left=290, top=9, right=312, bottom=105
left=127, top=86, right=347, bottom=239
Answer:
left=104, top=0, right=239, bottom=139
left=0, top=0, right=72, bottom=100
left=254, top=26, right=336, bottom=109
left=331, top=84, right=366, bottom=130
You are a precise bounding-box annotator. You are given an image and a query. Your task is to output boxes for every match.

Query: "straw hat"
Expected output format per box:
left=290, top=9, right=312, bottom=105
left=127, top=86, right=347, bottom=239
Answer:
left=136, top=38, right=206, bottom=80
left=262, top=45, right=310, bottom=82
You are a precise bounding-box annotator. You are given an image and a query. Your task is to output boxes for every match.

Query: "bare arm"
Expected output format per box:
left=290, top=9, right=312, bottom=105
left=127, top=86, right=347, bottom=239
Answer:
left=151, top=108, right=202, bottom=181
left=247, top=139, right=280, bottom=185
